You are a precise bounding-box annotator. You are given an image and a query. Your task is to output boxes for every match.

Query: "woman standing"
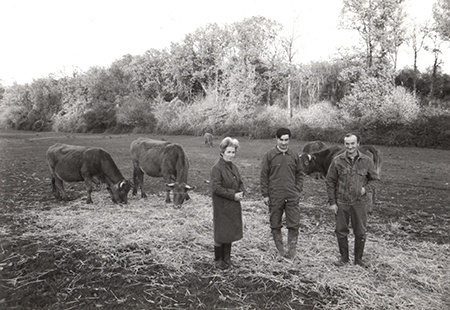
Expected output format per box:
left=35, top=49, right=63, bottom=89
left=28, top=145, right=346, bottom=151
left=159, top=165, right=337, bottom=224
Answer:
left=211, top=137, right=245, bottom=269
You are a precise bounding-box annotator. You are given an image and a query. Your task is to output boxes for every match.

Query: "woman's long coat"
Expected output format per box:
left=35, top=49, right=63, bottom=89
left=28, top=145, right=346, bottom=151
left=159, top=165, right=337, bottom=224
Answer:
left=211, top=157, right=245, bottom=243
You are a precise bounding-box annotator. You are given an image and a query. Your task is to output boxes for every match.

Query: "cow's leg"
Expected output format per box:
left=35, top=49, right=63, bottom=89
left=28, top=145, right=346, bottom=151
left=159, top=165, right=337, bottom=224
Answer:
left=165, top=188, right=171, bottom=203
left=53, top=176, right=69, bottom=201
left=51, top=176, right=59, bottom=199
left=84, top=177, right=94, bottom=204
left=367, top=192, right=374, bottom=214
left=164, top=177, right=172, bottom=203
left=131, top=161, right=139, bottom=195
left=138, top=171, right=146, bottom=198
left=132, top=161, right=146, bottom=198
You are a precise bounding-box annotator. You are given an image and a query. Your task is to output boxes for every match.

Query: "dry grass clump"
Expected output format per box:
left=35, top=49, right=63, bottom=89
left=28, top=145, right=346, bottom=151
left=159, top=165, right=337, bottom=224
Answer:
left=20, top=192, right=450, bottom=309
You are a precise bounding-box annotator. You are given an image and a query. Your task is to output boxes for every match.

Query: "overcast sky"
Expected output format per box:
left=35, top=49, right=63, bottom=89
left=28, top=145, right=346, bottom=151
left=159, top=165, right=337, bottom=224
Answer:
left=1, top=0, right=448, bottom=86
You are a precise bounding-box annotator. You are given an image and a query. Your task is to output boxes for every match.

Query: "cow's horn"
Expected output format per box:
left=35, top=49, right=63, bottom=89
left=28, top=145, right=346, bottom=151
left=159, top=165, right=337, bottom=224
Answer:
left=307, top=154, right=311, bottom=161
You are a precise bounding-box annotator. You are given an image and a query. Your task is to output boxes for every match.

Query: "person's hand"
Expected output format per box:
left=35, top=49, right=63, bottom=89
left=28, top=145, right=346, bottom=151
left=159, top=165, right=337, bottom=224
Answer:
left=330, top=204, right=338, bottom=215
left=263, top=197, right=269, bottom=206
left=234, top=192, right=244, bottom=201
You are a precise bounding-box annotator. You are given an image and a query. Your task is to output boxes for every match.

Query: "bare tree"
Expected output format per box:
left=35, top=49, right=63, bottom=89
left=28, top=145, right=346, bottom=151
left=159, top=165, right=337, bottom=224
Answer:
left=405, top=19, right=431, bottom=93
left=282, top=19, right=300, bottom=117
left=425, top=30, right=444, bottom=103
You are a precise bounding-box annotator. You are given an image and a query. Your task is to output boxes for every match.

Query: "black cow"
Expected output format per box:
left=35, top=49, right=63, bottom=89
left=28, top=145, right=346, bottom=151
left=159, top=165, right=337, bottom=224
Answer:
left=299, top=145, right=382, bottom=212
left=302, top=141, right=328, bottom=179
left=46, top=143, right=132, bottom=204
left=130, top=137, right=195, bottom=208
left=302, top=140, right=328, bottom=154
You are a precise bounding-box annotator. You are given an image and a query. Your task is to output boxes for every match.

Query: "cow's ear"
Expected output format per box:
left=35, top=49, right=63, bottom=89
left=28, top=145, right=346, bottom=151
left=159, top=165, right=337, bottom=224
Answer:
left=166, top=183, right=175, bottom=188
left=185, top=184, right=196, bottom=191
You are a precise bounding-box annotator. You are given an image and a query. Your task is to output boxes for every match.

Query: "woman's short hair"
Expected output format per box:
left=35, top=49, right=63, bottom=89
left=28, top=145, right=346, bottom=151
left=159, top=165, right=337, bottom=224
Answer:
left=219, top=137, right=239, bottom=153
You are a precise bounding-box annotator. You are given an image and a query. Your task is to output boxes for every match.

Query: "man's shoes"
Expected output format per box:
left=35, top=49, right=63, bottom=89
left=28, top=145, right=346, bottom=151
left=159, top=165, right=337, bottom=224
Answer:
left=333, top=258, right=349, bottom=267
left=355, top=258, right=368, bottom=268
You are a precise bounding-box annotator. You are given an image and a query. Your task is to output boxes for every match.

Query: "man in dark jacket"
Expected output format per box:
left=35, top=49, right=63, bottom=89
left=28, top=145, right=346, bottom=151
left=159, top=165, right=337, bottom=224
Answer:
left=326, top=133, right=381, bottom=267
left=260, top=127, right=303, bottom=259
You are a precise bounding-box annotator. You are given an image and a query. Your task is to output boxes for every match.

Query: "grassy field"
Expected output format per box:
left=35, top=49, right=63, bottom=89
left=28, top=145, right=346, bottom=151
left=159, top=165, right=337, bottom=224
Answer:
left=0, top=131, right=449, bottom=309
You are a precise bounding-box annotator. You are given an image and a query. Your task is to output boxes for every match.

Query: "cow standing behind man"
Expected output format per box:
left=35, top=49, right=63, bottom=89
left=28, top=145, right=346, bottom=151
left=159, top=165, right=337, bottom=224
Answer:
left=299, top=144, right=382, bottom=212
left=46, top=143, right=132, bottom=204
left=130, top=137, right=195, bottom=208
left=301, top=141, right=328, bottom=179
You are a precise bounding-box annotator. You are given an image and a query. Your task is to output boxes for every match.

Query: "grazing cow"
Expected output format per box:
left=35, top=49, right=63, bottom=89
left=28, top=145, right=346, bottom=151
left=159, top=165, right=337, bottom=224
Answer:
left=130, top=137, right=195, bottom=208
left=204, top=132, right=214, bottom=147
left=46, top=143, right=132, bottom=204
left=302, top=141, right=328, bottom=179
left=299, top=145, right=382, bottom=212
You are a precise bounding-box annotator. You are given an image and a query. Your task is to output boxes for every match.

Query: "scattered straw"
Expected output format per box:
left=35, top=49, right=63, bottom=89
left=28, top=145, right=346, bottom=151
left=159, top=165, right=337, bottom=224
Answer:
left=10, top=191, right=450, bottom=309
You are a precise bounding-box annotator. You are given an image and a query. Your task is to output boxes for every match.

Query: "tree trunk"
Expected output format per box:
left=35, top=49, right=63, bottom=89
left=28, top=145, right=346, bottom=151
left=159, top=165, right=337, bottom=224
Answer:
left=287, top=79, right=292, bottom=118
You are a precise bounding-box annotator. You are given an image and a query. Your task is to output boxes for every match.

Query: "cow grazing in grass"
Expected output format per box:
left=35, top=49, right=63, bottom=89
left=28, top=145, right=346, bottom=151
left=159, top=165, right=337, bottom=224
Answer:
left=130, top=137, right=195, bottom=208
left=46, top=143, right=132, bottom=204
left=299, top=145, right=382, bottom=212
left=302, top=141, right=328, bottom=179
left=204, top=132, right=213, bottom=147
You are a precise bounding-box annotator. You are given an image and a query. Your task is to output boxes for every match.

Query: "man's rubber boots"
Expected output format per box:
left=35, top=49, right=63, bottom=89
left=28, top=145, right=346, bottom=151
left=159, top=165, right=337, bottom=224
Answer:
left=286, top=229, right=299, bottom=259
left=334, top=237, right=349, bottom=266
left=354, top=237, right=368, bottom=268
left=272, top=229, right=285, bottom=257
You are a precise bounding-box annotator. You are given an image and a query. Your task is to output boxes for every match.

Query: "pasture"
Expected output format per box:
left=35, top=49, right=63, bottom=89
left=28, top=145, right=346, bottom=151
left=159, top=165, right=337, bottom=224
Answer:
left=0, top=131, right=449, bottom=309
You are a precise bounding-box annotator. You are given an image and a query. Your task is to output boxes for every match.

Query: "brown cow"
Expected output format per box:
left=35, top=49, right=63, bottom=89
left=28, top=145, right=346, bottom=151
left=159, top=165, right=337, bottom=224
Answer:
left=302, top=140, right=328, bottom=154
left=302, top=141, right=328, bottom=179
left=130, top=137, right=195, bottom=208
left=46, top=143, right=132, bottom=204
left=204, top=132, right=214, bottom=147
left=299, top=145, right=382, bottom=212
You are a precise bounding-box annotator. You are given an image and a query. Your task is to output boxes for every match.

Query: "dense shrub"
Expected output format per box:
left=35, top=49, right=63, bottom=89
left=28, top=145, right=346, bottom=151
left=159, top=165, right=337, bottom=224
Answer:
left=339, top=75, right=420, bottom=125
left=52, top=109, right=86, bottom=132
left=153, top=98, right=200, bottom=135
left=116, top=96, right=156, bottom=133
left=83, top=101, right=117, bottom=133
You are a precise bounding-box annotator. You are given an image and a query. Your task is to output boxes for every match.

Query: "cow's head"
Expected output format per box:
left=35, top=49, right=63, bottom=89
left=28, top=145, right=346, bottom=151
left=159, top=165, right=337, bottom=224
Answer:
left=166, top=182, right=196, bottom=208
left=111, top=179, right=132, bottom=204
left=299, top=153, right=316, bottom=175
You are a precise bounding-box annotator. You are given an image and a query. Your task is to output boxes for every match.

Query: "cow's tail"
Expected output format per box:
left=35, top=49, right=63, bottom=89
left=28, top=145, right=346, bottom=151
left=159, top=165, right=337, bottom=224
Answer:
left=175, top=144, right=189, bottom=182
left=372, top=149, right=382, bottom=177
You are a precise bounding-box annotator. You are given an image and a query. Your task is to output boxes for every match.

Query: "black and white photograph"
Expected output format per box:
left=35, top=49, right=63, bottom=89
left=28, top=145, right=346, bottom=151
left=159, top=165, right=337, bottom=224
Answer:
left=1, top=0, right=449, bottom=309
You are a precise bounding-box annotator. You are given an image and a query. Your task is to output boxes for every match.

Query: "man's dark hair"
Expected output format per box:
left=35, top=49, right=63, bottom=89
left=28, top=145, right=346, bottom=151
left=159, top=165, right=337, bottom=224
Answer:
left=344, top=133, right=360, bottom=143
left=276, top=127, right=291, bottom=139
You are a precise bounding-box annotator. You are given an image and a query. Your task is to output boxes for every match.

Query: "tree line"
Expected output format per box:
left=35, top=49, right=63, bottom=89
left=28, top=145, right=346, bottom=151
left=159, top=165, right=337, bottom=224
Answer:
left=0, top=0, right=449, bottom=149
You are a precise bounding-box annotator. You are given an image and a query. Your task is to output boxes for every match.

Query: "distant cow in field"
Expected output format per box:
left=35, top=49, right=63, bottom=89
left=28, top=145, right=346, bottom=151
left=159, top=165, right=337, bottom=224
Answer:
left=299, top=145, right=382, bottom=212
left=204, top=132, right=213, bottom=147
left=46, top=143, right=132, bottom=204
left=302, top=141, right=328, bottom=179
left=130, top=137, right=195, bottom=208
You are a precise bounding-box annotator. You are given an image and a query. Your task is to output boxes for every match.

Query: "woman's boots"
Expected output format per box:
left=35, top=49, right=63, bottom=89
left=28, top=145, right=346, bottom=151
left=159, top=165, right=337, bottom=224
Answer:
left=214, top=243, right=232, bottom=269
